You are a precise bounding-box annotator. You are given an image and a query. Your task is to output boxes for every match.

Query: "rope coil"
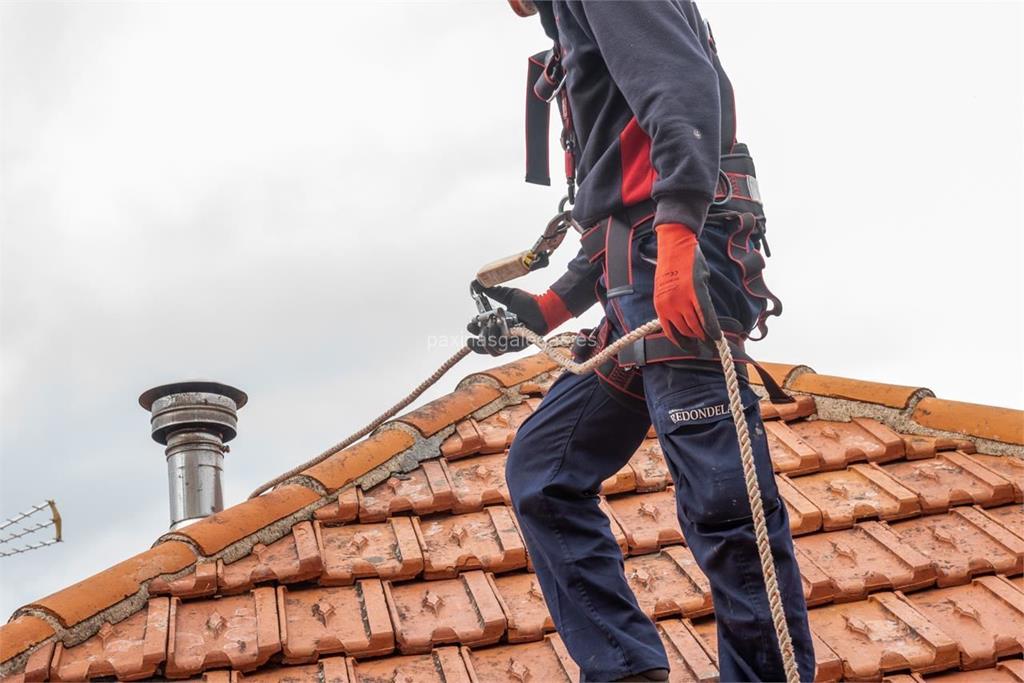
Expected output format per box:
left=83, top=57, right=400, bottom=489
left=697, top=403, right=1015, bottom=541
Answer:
left=247, top=320, right=799, bottom=683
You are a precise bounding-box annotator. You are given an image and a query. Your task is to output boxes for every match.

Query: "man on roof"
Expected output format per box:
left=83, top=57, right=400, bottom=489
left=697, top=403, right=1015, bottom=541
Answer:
left=471, top=1, right=816, bottom=681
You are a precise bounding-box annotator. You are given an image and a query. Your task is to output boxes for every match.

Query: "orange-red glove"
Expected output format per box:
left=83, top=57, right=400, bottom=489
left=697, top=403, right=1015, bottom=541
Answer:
left=653, top=223, right=721, bottom=345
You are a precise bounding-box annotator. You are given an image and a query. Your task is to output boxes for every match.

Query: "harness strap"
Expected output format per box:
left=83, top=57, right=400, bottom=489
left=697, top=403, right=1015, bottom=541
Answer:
left=524, top=46, right=578, bottom=201
left=525, top=51, right=553, bottom=186
left=724, top=212, right=783, bottom=341
left=615, top=331, right=792, bottom=404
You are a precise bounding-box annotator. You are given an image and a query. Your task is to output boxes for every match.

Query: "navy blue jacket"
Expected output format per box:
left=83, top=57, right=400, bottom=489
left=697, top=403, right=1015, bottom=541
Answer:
left=537, top=0, right=739, bottom=314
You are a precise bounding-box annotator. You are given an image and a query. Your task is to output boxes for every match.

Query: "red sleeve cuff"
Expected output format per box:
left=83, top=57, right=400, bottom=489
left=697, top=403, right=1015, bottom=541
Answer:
left=535, top=289, right=573, bottom=331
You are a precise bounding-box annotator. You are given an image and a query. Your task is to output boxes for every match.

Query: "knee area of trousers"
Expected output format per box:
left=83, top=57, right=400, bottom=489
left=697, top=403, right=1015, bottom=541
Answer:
left=505, top=438, right=544, bottom=513
left=687, top=490, right=783, bottom=528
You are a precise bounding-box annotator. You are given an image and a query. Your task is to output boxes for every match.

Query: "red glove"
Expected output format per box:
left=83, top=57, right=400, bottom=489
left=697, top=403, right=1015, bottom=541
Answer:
left=653, top=223, right=720, bottom=345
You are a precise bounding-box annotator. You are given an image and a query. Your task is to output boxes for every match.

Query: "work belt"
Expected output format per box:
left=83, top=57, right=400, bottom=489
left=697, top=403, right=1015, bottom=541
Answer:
left=575, top=320, right=793, bottom=406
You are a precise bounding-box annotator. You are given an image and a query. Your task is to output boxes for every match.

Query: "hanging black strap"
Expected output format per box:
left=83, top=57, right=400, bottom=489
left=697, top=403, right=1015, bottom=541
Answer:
left=525, top=51, right=552, bottom=186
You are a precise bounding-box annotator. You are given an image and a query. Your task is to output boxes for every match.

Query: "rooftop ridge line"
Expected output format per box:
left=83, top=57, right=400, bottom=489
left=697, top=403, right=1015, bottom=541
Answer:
left=0, top=353, right=557, bottom=675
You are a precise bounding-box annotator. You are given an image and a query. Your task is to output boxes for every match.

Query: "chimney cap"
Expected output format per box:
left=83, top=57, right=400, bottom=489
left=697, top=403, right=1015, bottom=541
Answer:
left=138, top=381, right=248, bottom=411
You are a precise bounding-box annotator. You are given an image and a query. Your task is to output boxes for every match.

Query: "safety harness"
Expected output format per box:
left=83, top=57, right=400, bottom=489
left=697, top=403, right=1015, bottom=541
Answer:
left=523, top=39, right=783, bottom=353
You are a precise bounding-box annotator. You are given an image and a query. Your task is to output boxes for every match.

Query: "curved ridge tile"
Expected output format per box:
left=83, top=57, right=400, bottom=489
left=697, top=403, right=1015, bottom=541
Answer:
left=175, top=486, right=320, bottom=556
left=21, top=542, right=196, bottom=629
left=912, top=397, right=1024, bottom=446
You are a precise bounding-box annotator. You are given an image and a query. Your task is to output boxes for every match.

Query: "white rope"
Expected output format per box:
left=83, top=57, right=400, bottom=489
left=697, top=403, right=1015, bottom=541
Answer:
left=247, top=318, right=800, bottom=681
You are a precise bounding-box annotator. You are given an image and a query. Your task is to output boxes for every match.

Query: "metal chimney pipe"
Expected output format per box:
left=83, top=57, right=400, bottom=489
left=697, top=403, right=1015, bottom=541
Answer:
left=139, top=381, right=248, bottom=530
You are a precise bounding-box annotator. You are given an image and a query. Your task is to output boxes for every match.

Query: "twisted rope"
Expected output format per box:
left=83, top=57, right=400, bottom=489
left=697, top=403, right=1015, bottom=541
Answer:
left=248, top=346, right=471, bottom=499
left=714, top=333, right=801, bottom=683
left=507, top=319, right=662, bottom=375
left=246, top=317, right=800, bottom=682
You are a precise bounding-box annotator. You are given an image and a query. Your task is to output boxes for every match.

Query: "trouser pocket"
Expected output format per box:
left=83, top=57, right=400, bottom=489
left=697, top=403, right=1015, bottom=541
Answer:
left=648, top=375, right=778, bottom=526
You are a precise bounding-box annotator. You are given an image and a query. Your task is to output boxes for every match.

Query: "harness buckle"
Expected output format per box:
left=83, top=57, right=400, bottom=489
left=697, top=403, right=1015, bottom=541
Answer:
left=712, top=168, right=734, bottom=206
left=618, top=337, right=647, bottom=368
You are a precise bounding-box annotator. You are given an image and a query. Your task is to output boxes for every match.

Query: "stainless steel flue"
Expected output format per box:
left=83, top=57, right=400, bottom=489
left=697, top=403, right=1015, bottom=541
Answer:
left=139, top=381, right=248, bottom=530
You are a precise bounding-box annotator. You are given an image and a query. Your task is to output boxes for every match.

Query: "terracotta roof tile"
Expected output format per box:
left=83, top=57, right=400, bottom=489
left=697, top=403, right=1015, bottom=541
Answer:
left=50, top=597, right=168, bottom=682
left=312, top=487, right=359, bottom=525
left=471, top=353, right=560, bottom=388
left=898, top=576, right=1024, bottom=669
left=809, top=592, right=959, bottom=679
left=628, top=440, right=672, bottom=492
left=776, top=475, right=824, bottom=536
left=217, top=522, right=322, bottom=595
left=178, top=486, right=320, bottom=557
left=796, top=546, right=838, bottom=607
left=787, top=418, right=905, bottom=470
left=487, top=572, right=554, bottom=643
left=890, top=507, right=1024, bottom=586
left=888, top=663, right=1024, bottom=683
left=303, top=429, right=416, bottom=493
left=277, top=582, right=394, bottom=663
left=758, top=394, right=817, bottom=422
left=412, top=506, right=526, bottom=579
left=149, top=563, right=218, bottom=599
left=605, top=488, right=685, bottom=554
left=655, top=619, right=718, bottom=682
left=462, top=635, right=578, bottom=682
left=446, top=452, right=511, bottom=512
left=912, top=397, right=1024, bottom=445
left=962, top=452, right=1024, bottom=502
left=25, top=541, right=196, bottom=628
left=518, top=372, right=558, bottom=397
left=789, top=373, right=926, bottom=409
left=5, top=640, right=53, bottom=683
left=441, top=401, right=538, bottom=460
left=233, top=656, right=347, bottom=682
left=383, top=571, right=505, bottom=654
left=317, top=517, right=423, bottom=585
left=901, top=434, right=976, bottom=460
left=396, top=383, right=502, bottom=438
left=978, top=503, right=1022, bottom=540
left=794, top=521, right=935, bottom=601
left=880, top=452, right=1017, bottom=513
left=623, top=546, right=713, bottom=619
left=165, top=588, right=280, bottom=677
left=786, top=464, right=920, bottom=530
left=357, top=460, right=454, bottom=523
left=807, top=633, right=845, bottom=683
left=0, top=616, right=55, bottom=665
left=9, top=356, right=1024, bottom=682
left=346, top=647, right=471, bottom=683
left=600, top=462, right=638, bottom=495
left=765, top=420, right=822, bottom=475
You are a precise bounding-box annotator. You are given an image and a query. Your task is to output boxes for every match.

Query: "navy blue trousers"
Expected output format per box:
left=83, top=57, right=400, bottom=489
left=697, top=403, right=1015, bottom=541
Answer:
left=505, top=221, right=816, bottom=682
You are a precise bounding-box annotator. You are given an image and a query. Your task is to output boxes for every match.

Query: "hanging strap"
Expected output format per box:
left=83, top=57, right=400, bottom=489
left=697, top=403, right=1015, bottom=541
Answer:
left=525, top=51, right=553, bottom=186
left=524, top=46, right=577, bottom=201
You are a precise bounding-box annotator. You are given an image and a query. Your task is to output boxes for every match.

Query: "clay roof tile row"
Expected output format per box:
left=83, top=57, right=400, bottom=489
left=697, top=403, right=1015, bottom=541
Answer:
left=2, top=351, right=1023, bottom=683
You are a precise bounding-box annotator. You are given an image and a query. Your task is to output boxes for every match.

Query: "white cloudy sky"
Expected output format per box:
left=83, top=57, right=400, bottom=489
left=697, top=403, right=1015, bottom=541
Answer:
left=1, top=1, right=1020, bottom=618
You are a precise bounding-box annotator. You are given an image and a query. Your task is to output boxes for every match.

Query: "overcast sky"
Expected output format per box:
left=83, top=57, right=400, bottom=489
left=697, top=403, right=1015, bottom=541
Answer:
left=1, top=1, right=1021, bottom=619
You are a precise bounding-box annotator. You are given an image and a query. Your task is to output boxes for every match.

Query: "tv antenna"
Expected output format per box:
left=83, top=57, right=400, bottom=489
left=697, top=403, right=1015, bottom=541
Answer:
left=0, top=500, right=62, bottom=557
